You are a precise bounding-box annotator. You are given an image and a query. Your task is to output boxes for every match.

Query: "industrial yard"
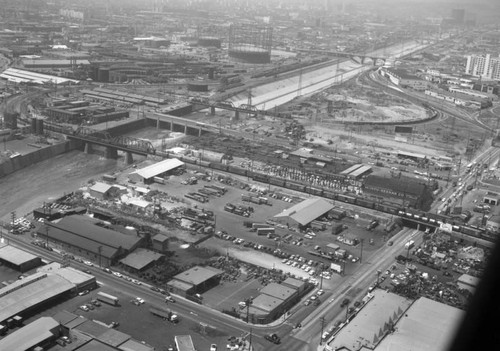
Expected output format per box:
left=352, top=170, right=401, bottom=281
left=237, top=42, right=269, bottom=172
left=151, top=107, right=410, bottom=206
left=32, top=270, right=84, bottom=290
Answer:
left=0, top=1, right=499, bottom=351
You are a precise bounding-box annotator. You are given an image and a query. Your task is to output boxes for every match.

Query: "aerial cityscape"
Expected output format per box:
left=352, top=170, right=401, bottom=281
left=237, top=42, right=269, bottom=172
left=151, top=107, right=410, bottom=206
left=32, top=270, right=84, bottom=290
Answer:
left=0, top=0, right=499, bottom=350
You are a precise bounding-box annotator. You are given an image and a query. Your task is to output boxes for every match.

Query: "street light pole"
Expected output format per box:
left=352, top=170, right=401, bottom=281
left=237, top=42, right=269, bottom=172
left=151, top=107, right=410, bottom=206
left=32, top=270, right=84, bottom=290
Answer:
left=359, top=239, right=364, bottom=263
left=319, top=263, right=324, bottom=289
left=377, top=269, right=381, bottom=287
left=319, top=316, right=325, bottom=346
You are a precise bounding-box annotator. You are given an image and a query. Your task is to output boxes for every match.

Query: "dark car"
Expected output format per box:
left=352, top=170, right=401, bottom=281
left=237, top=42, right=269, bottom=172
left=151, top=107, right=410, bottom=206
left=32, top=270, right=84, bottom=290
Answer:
left=264, top=334, right=281, bottom=344
left=340, top=298, right=350, bottom=308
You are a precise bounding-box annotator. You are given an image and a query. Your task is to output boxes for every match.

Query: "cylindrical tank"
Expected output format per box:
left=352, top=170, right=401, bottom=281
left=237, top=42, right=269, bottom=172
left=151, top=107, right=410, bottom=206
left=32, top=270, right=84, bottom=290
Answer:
left=31, top=118, right=37, bottom=134
left=36, top=119, right=44, bottom=135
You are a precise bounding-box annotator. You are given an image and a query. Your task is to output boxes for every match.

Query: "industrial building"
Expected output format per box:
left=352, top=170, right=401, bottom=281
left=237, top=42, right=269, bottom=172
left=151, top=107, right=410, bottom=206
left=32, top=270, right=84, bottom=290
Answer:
left=36, top=215, right=143, bottom=267
left=0, top=67, right=79, bottom=85
left=244, top=281, right=303, bottom=324
left=381, top=68, right=428, bottom=90
left=0, top=316, right=61, bottom=351
left=89, top=182, right=117, bottom=200
left=0, top=244, right=42, bottom=272
left=274, top=198, right=334, bottom=228
left=0, top=263, right=95, bottom=325
left=363, top=175, right=434, bottom=210
left=52, top=310, right=155, bottom=351
left=128, top=158, right=185, bottom=184
left=152, top=234, right=169, bottom=252
left=119, top=248, right=164, bottom=273
left=326, top=290, right=412, bottom=350
left=167, top=266, right=223, bottom=297
left=374, top=296, right=464, bottom=351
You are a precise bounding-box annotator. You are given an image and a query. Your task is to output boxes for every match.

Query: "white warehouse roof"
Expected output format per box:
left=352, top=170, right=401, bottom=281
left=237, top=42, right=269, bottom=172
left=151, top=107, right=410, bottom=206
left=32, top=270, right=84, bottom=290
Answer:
left=135, top=158, right=184, bottom=180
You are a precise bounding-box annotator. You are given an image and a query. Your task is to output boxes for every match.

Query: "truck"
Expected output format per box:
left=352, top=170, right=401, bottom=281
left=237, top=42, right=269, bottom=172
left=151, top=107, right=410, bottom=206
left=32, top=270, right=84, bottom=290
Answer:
left=404, top=240, right=415, bottom=250
left=149, top=307, right=179, bottom=323
left=97, top=292, right=119, bottom=306
left=251, top=223, right=270, bottom=231
left=256, top=227, right=275, bottom=236
left=224, top=203, right=235, bottom=212
left=330, top=263, right=343, bottom=274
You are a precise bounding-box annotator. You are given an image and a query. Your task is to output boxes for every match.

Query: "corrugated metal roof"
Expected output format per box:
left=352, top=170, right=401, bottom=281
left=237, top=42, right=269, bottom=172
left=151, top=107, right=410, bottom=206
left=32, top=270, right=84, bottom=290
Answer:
left=136, top=158, right=184, bottom=179
left=0, top=273, right=75, bottom=324
left=37, top=215, right=141, bottom=259
left=0, top=317, right=59, bottom=351
left=274, top=198, right=334, bottom=226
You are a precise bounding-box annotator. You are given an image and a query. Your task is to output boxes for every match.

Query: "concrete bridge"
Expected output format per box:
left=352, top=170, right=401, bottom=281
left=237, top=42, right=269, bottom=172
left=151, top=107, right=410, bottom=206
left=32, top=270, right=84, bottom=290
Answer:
left=297, top=49, right=387, bottom=65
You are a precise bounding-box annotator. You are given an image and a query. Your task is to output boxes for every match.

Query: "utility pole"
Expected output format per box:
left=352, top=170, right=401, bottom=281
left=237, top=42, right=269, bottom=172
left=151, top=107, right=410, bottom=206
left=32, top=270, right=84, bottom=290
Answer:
left=359, top=239, right=364, bottom=263
left=319, top=263, right=324, bottom=289
left=248, top=327, right=252, bottom=351
left=245, top=297, right=253, bottom=323
left=98, top=245, right=102, bottom=268
left=45, top=225, right=49, bottom=247
left=319, top=316, right=325, bottom=345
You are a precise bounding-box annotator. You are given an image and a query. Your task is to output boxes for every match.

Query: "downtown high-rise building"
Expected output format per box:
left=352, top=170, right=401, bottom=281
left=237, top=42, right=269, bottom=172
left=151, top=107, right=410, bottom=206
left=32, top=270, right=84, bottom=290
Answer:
left=465, top=54, right=500, bottom=80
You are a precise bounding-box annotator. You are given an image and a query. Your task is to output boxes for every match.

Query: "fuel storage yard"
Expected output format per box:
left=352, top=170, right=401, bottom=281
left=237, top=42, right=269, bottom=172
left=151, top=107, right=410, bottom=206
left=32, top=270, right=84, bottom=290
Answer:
left=0, top=1, right=500, bottom=351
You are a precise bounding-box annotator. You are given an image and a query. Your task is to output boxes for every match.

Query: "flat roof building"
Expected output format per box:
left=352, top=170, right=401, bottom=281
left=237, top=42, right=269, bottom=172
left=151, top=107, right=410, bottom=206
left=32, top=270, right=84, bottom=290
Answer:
left=167, top=266, right=223, bottom=296
left=0, top=272, right=75, bottom=324
left=0, top=316, right=61, bottom=351
left=375, top=296, right=465, bottom=351
left=129, top=158, right=185, bottom=184
left=0, top=244, right=42, bottom=272
left=274, top=198, right=334, bottom=227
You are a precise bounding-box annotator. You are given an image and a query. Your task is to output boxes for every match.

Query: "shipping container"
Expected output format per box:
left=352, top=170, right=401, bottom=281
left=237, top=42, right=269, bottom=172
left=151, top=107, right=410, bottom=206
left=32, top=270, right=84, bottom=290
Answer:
left=97, top=291, right=119, bottom=306
left=257, top=227, right=275, bottom=236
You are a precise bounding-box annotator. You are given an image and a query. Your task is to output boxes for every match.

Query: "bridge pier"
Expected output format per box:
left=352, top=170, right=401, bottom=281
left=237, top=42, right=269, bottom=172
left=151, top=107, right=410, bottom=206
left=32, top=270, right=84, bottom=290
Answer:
left=125, top=152, right=134, bottom=165
left=156, top=116, right=160, bottom=129
left=210, top=106, right=215, bottom=115
left=184, top=124, right=187, bottom=134
left=105, top=147, right=118, bottom=159
left=233, top=110, right=239, bottom=121
left=198, top=127, right=202, bottom=137
left=84, top=142, right=92, bottom=154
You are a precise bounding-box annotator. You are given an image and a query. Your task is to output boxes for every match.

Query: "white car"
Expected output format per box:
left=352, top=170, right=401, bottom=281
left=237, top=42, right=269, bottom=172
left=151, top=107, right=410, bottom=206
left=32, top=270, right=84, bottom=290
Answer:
left=210, top=344, right=217, bottom=351
left=136, top=297, right=145, bottom=304
left=317, top=289, right=324, bottom=296
left=79, top=305, right=89, bottom=312
left=112, top=272, right=122, bottom=278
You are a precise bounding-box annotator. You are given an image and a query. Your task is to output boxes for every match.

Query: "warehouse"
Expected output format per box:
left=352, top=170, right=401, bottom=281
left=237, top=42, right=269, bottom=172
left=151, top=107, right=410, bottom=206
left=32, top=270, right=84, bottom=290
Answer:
left=374, top=296, right=464, bottom=351
left=0, top=264, right=95, bottom=324
left=246, top=294, right=286, bottom=324
left=274, top=198, right=334, bottom=228
left=167, top=266, right=223, bottom=296
left=89, top=182, right=116, bottom=200
left=52, top=310, right=154, bottom=351
left=119, top=248, right=164, bottom=273
left=0, top=316, right=61, bottom=351
left=36, top=215, right=143, bottom=267
left=363, top=175, right=433, bottom=210
left=129, top=158, right=185, bottom=184
left=0, top=244, right=42, bottom=272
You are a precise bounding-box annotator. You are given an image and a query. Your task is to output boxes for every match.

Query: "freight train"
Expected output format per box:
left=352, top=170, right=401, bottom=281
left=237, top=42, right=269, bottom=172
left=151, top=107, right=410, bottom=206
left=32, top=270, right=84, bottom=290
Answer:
left=162, top=155, right=496, bottom=243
